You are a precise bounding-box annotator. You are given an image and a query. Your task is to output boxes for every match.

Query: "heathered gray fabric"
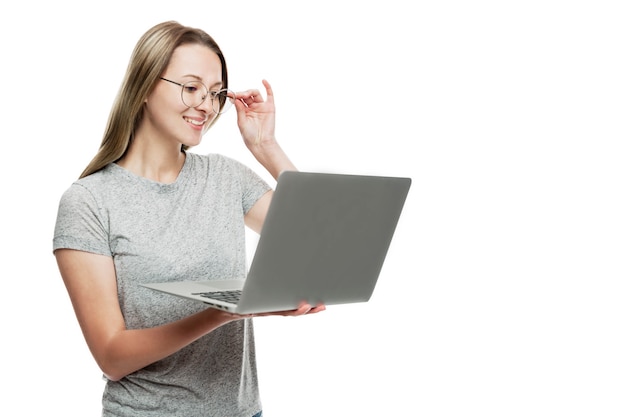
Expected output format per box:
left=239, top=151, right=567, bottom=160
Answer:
left=53, top=152, right=271, bottom=417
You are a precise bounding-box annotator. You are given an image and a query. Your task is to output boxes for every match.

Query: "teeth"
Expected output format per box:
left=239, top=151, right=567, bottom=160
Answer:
left=184, top=117, right=205, bottom=126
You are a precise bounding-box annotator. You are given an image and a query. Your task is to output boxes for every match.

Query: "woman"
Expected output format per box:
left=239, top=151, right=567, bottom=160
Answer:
left=53, top=21, right=324, bottom=417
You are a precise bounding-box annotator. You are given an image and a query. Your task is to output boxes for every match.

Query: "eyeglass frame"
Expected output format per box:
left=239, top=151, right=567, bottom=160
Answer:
left=159, top=77, right=234, bottom=114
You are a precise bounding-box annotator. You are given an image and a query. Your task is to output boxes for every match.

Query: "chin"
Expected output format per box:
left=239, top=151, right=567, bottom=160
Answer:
left=182, top=135, right=204, bottom=148
left=183, top=141, right=202, bottom=149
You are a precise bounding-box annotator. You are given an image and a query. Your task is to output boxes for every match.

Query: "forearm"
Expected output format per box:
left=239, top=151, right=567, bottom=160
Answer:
left=247, top=140, right=297, bottom=180
left=97, top=308, right=235, bottom=381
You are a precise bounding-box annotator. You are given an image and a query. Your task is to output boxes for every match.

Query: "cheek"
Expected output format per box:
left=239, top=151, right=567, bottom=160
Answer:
left=142, top=97, right=187, bottom=134
left=146, top=86, right=186, bottom=112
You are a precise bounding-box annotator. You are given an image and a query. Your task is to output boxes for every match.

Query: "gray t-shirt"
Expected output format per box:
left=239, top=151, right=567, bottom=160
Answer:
left=53, top=152, right=271, bottom=417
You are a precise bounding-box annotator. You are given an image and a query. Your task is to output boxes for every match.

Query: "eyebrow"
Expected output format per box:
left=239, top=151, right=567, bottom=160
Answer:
left=181, top=74, right=223, bottom=89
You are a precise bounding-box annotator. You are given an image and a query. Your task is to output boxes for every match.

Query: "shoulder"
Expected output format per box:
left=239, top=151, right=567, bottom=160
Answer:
left=188, top=152, right=244, bottom=168
left=186, top=152, right=270, bottom=198
left=59, top=170, right=105, bottom=204
left=58, top=164, right=125, bottom=207
left=187, top=152, right=258, bottom=178
left=74, top=164, right=122, bottom=189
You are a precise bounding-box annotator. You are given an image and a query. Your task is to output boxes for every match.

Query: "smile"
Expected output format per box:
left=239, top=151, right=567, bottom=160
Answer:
left=184, top=116, right=206, bottom=126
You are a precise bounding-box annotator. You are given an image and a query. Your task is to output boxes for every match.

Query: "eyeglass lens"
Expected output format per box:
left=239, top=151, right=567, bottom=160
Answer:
left=181, top=81, right=234, bottom=114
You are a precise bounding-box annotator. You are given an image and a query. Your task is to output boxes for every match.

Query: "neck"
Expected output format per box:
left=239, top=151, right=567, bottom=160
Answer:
left=117, top=135, right=186, bottom=184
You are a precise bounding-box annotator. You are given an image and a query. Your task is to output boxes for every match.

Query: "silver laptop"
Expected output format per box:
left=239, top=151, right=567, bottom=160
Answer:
left=142, top=171, right=411, bottom=314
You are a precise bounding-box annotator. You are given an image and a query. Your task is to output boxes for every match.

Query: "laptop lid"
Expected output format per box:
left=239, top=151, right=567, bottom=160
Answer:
left=143, top=171, right=411, bottom=314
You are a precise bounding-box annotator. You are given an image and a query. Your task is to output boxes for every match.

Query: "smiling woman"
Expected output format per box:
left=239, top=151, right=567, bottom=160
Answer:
left=51, top=20, right=324, bottom=417
left=124, top=42, right=227, bottom=166
left=78, top=22, right=231, bottom=180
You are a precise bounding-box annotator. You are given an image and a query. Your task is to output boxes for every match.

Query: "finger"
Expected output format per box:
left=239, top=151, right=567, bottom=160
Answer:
left=297, top=303, right=313, bottom=315
left=307, top=304, right=326, bottom=314
left=248, top=90, right=260, bottom=103
left=233, top=94, right=246, bottom=111
left=253, top=302, right=319, bottom=317
left=233, top=96, right=249, bottom=124
left=252, top=307, right=300, bottom=317
left=235, top=89, right=260, bottom=104
left=279, top=303, right=312, bottom=316
left=262, top=79, right=274, bottom=102
left=261, top=80, right=274, bottom=96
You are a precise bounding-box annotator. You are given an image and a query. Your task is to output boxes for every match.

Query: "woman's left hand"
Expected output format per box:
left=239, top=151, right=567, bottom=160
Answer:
left=253, top=302, right=327, bottom=318
left=234, top=79, right=276, bottom=149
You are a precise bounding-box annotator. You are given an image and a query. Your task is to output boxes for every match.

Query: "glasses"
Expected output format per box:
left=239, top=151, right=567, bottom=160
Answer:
left=160, top=77, right=235, bottom=114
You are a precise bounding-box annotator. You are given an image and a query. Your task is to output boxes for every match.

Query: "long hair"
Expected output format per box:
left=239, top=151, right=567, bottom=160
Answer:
left=79, top=21, right=228, bottom=179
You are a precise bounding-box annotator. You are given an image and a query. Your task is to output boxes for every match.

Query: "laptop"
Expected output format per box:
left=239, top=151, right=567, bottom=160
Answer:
left=142, top=170, right=411, bottom=314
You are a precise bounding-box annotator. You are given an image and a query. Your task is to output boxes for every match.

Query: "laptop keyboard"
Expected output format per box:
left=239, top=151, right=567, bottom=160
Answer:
left=192, top=290, right=242, bottom=304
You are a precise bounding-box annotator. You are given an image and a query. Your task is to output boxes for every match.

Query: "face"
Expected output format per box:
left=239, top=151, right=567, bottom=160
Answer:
left=142, top=43, right=223, bottom=148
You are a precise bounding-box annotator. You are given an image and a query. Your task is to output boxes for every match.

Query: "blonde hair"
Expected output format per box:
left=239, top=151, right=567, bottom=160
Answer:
left=79, top=21, right=228, bottom=179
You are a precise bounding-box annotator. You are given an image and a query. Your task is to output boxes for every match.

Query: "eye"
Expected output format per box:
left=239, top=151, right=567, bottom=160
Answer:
left=184, top=85, right=199, bottom=93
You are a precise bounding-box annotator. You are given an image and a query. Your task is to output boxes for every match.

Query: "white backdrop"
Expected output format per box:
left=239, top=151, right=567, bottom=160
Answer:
left=1, top=1, right=625, bottom=416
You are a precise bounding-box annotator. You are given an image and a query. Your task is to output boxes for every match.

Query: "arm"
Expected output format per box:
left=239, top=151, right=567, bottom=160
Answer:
left=56, top=248, right=323, bottom=381
left=234, top=79, right=296, bottom=180
left=236, top=83, right=325, bottom=313
left=235, top=79, right=295, bottom=233
left=55, top=248, right=240, bottom=381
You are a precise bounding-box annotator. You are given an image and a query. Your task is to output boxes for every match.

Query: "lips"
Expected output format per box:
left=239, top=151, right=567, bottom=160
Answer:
left=183, top=116, right=206, bottom=126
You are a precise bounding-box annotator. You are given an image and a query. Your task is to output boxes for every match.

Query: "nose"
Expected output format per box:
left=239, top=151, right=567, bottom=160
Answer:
left=194, top=93, right=214, bottom=114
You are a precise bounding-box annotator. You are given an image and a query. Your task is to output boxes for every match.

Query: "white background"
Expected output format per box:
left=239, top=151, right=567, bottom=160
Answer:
left=1, top=1, right=625, bottom=416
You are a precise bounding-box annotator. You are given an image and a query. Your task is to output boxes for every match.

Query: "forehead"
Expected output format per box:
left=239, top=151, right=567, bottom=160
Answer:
left=166, top=43, right=223, bottom=84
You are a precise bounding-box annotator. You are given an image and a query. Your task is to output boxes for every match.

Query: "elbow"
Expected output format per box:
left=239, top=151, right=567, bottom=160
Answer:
left=90, top=336, right=140, bottom=382
left=103, top=370, right=125, bottom=382
left=99, top=363, right=127, bottom=382
left=95, top=355, right=132, bottom=382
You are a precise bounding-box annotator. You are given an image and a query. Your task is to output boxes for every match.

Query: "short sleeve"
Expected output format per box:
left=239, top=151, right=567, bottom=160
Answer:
left=225, top=157, right=272, bottom=215
left=52, top=183, right=112, bottom=256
